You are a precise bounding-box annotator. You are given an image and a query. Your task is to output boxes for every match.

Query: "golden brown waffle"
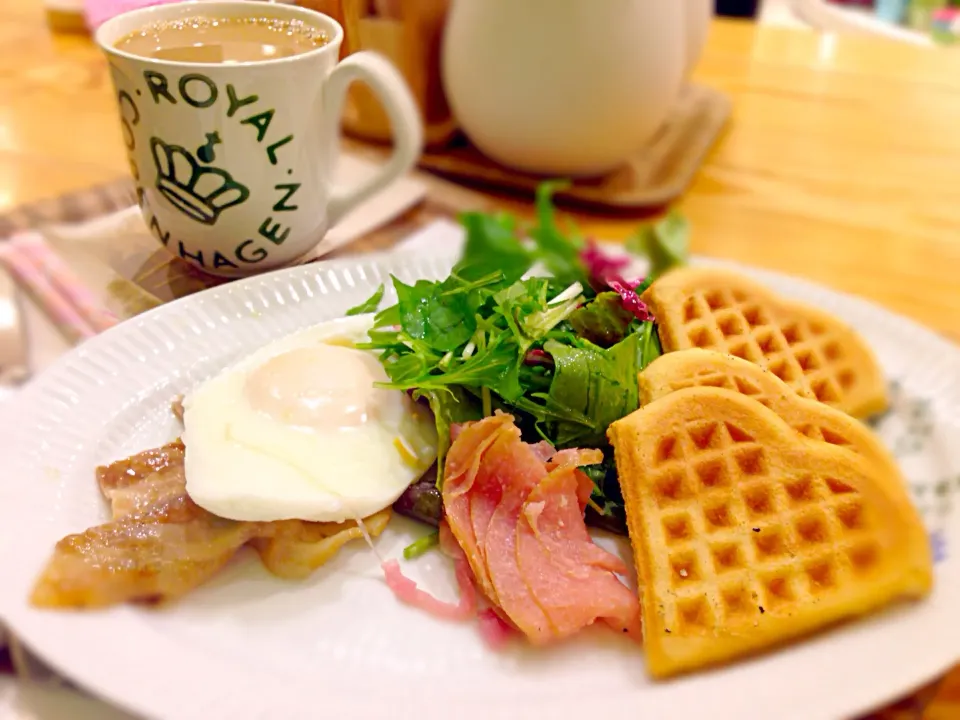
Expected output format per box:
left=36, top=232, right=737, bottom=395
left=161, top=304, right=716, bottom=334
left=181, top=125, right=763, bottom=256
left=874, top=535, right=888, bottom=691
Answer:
left=608, top=388, right=932, bottom=679
left=638, top=348, right=896, bottom=474
left=641, top=267, right=888, bottom=419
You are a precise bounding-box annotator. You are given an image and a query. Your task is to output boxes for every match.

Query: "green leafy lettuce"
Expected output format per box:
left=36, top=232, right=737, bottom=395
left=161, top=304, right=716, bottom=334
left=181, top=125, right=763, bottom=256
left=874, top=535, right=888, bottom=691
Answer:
left=345, top=283, right=385, bottom=316
left=626, top=209, right=690, bottom=281
left=413, top=387, right=481, bottom=488
left=367, top=183, right=690, bottom=534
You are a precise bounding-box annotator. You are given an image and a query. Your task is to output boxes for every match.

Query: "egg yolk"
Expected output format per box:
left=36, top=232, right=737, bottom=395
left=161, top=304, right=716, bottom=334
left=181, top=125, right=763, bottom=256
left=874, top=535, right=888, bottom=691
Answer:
left=244, top=344, right=393, bottom=430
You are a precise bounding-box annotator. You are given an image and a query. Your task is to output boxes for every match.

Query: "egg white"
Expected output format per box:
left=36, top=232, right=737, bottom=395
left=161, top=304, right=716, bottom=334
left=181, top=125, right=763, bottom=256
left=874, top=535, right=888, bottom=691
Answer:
left=181, top=314, right=438, bottom=523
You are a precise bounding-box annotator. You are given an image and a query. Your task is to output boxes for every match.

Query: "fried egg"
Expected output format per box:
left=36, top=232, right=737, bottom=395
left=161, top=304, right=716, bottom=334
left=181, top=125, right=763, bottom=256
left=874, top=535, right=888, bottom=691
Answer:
left=181, top=314, right=438, bottom=523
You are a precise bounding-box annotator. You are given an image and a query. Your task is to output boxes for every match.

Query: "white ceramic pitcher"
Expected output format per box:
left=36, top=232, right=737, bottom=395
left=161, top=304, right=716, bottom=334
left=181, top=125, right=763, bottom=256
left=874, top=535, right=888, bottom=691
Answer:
left=442, top=0, right=700, bottom=177
left=685, top=0, right=713, bottom=76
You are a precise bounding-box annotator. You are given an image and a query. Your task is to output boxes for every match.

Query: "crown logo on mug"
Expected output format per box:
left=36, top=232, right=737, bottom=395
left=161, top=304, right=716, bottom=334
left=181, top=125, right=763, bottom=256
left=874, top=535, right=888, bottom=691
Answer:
left=150, top=136, right=250, bottom=226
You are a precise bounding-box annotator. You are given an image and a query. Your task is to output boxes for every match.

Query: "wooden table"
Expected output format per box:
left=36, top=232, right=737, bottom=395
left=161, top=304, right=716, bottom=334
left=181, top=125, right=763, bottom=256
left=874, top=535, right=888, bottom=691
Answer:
left=5, top=2, right=960, bottom=342
left=1, top=1, right=959, bottom=718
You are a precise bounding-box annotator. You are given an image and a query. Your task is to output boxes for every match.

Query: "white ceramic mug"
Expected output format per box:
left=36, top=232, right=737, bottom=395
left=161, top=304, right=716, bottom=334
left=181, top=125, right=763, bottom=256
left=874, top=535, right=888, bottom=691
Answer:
left=96, top=1, right=422, bottom=277
left=441, top=0, right=686, bottom=177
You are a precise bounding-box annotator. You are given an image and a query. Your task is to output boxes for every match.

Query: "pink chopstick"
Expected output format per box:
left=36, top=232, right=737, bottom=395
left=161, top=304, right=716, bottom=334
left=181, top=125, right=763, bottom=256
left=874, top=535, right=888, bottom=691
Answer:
left=8, top=233, right=118, bottom=334
left=0, top=232, right=120, bottom=344
left=0, top=243, right=96, bottom=343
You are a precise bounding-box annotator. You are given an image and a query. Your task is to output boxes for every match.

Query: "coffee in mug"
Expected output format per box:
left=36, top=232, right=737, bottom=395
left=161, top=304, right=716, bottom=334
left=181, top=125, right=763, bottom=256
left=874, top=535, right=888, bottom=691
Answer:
left=95, top=1, right=422, bottom=277
left=114, top=15, right=329, bottom=64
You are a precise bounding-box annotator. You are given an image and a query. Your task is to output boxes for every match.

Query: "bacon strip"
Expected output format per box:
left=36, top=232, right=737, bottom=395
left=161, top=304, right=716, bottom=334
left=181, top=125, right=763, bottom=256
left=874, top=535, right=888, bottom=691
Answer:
left=32, top=441, right=390, bottom=609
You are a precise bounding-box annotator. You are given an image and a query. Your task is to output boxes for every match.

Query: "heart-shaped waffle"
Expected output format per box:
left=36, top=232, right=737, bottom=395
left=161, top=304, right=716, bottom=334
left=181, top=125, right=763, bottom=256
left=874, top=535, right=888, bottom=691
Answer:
left=641, top=267, right=887, bottom=419
left=638, top=348, right=896, bottom=476
left=608, top=388, right=932, bottom=679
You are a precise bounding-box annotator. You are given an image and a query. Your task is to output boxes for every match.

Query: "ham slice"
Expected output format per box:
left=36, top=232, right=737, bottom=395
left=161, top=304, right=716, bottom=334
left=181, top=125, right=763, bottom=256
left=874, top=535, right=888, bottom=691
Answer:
left=532, top=454, right=629, bottom=577
left=438, top=519, right=465, bottom=560
left=444, top=415, right=513, bottom=604
left=477, top=608, right=513, bottom=649
left=546, top=447, right=603, bottom=473
left=442, top=521, right=519, bottom=645
left=480, top=430, right=555, bottom=642
left=530, top=440, right=557, bottom=463
left=442, top=413, right=641, bottom=645
left=518, top=467, right=641, bottom=640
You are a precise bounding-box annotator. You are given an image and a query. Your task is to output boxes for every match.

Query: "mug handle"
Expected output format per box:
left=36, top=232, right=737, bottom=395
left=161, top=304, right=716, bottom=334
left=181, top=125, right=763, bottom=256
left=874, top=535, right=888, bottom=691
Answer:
left=321, top=51, right=423, bottom=227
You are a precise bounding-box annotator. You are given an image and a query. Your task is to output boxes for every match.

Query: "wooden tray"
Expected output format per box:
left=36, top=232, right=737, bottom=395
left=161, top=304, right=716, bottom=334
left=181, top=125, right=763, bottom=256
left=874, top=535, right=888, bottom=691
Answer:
left=418, top=84, right=731, bottom=211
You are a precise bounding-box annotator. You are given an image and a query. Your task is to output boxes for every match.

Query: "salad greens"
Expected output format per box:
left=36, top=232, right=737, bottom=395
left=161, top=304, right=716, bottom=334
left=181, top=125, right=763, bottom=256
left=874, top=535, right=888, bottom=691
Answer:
left=362, top=183, right=689, bottom=535
left=626, top=210, right=690, bottom=281
left=403, top=531, right=439, bottom=560
left=345, top=283, right=385, bottom=316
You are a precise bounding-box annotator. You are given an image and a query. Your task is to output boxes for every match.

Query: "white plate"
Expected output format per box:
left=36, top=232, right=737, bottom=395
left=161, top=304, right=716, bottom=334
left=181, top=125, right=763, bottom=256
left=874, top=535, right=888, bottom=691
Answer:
left=1, top=250, right=959, bottom=720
